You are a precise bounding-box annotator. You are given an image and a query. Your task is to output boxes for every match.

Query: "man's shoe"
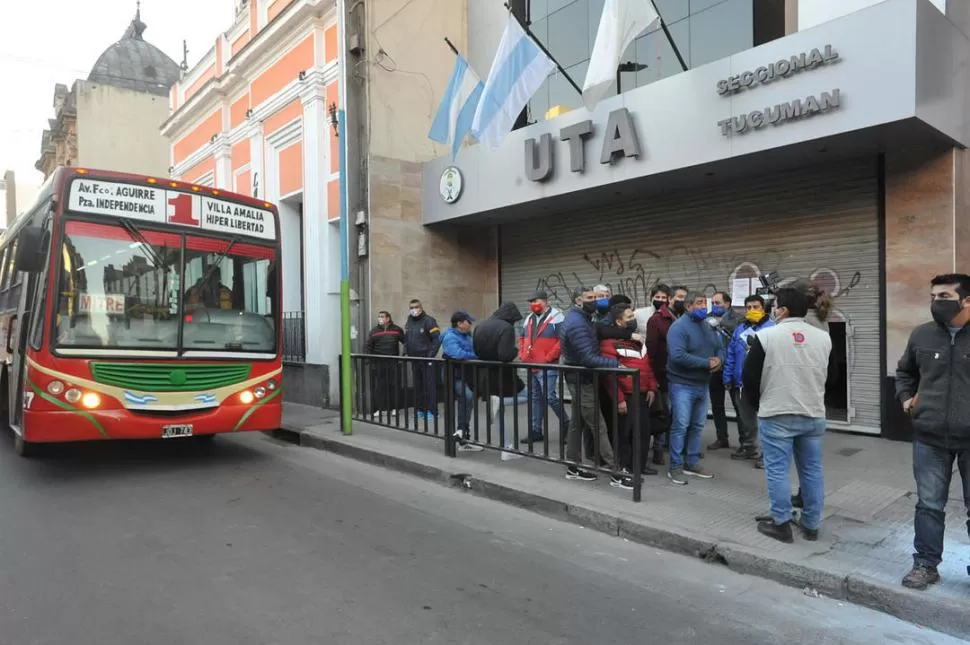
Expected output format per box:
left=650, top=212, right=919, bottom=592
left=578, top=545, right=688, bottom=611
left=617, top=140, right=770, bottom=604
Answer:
left=707, top=439, right=730, bottom=450
left=796, top=518, right=819, bottom=541
left=757, top=520, right=794, bottom=544
left=901, top=565, right=940, bottom=590
left=667, top=468, right=688, bottom=486
left=642, top=464, right=659, bottom=476
left=730, top=448, right=759, bottom=461
left=457, top=442, right=484, bottom=452
left=684, top=465, right=715, bottom=480
left=754, top=456, right=764, bottom=470
left=610, top=475, right=634, bottom=490
left=565, top=466, right=597, bottom=482
left=523, top=434, right=544, bottom=444
left=792, top=491, right=804, bottom=509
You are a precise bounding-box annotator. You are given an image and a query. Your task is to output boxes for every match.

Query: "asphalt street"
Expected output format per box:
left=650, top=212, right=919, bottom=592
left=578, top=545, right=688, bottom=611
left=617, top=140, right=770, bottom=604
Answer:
left=0, top=430, right=962, bottom=645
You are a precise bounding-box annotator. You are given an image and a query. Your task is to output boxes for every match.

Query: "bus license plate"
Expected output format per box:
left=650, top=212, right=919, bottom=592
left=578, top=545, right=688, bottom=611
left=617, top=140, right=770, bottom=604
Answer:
left=161, top=424, right=194, bottom=439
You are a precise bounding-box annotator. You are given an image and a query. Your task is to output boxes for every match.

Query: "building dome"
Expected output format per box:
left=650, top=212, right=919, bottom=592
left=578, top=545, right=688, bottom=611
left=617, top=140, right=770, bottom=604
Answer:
left=88, top=8, right=180, bottom=97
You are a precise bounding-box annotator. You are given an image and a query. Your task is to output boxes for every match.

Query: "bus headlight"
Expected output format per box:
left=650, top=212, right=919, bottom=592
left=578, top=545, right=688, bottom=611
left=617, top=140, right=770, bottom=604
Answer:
left=239, top=390, right=255, bottom=405
left=254, top=386, right=266, bottom=399
left=65, top=388, right=82, bottom=404
left=47, top=381, right=65, bottom=395
left=81, top=393, right=101, bottom=409
left=266, top=379, right=277, bottom=391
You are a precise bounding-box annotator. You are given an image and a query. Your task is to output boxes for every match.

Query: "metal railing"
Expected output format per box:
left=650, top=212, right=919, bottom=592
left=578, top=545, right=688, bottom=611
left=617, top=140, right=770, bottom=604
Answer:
left=346, top=354, right=666, bottom=502
left=282, top=311, right=306, bottom=364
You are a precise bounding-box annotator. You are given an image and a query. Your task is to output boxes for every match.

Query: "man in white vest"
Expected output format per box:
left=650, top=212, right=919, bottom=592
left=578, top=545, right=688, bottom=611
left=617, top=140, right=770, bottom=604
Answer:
left=742, top=284, right=832, bottom=543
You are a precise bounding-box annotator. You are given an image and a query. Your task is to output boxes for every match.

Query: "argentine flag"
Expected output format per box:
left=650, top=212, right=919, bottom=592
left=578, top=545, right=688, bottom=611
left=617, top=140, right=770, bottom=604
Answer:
left=428, top=55, right=484, bottom=160
left=472, top=15, right=556, bottom=150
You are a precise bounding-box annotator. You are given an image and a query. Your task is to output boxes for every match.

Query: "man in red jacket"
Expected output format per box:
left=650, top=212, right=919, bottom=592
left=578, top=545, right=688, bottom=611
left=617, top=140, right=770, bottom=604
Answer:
left=601, top=303, right=660, bottom=476
left=518, top=291, right=569, bottom=443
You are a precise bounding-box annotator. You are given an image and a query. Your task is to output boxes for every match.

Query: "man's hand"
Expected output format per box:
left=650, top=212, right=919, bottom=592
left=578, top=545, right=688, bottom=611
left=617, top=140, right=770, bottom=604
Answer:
left=903, top=395, right=919, bottom=415
left=646, top=391, right=656, bottom=407
left=617, top=400, right=628, bottom=414
left=709, top=356, right=723, bottom=372
left=632, top=332, right=646, bottom=344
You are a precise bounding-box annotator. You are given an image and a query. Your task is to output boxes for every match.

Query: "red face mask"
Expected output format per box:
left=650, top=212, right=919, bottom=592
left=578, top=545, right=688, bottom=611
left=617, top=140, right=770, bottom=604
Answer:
left=530, top=303, right=544, bottom=314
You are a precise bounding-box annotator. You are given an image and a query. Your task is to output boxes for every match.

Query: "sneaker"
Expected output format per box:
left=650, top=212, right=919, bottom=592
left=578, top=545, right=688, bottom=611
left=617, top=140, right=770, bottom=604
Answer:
left=796, top=518, right=819, bottom=542
left=902, top=565, right=940, bottom=590
left=707, top=439, right=730, bottom=450
left=565, top=466, right=597, bottom=481
left=372, top=411, right=382, bottom=419
left=523, top=434, right=544, bottom=444
left=667, top=468, right=688, bottom=486
left=501, top=446, right=523, bottom=461
left=391, top=409, right=399, bottom=417
left=684, top=465, right=715, bottom=479
left=426, top=411, right=436, bottom=422
left=610, top=475, right=634, bottom=490
left=757, top=520, right=794, bottom=544
left=642, top=465, right=659, bottom=476
left=754, top=456, right=764, bottom=470
left=457, top=442, right=484, bottom=452
left=730, top=448, right=759, bottom=461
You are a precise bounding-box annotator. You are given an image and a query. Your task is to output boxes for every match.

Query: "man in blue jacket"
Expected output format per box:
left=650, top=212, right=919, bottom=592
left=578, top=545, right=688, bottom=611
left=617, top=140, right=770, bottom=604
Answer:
left=666, top=291, right=725, bottom=485
left=441, top=311, right=482, bottom=452
left=560, top=287, right=633, bottom=490
left=723, top=294, right=774, bottom=462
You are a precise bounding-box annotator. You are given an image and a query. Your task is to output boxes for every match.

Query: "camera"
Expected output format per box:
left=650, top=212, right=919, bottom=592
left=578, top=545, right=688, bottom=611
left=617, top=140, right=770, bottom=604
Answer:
left=755, top=271, right=781, bottom=308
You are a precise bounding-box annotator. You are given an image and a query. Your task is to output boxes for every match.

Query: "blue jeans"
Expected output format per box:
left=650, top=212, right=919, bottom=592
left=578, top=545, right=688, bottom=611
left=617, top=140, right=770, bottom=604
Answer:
left=759, top=415, right=826, bottom=529
left=668, top=382, right=708, bottom=470
left=529, top=369, right=569, bottom=438
left=454, top=377, right=475, bottom=432
left=912, top=440, right=970, bottom=569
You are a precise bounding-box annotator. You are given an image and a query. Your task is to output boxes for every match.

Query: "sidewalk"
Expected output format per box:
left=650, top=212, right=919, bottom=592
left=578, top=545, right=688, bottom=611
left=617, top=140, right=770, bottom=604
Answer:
left=279, top=401, right=970, bottom=638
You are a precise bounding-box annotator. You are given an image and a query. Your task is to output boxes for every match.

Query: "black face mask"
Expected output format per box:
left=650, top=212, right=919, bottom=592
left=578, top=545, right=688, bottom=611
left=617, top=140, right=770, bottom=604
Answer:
left=625, top=320, right=638, bottom=332
left=652, top=299, right=665, bottom=311
left=581, top=300, right=598, bottom=315
left=672, top=301, right=686, bottom=315
left=931, top=300, right=963, bottom=327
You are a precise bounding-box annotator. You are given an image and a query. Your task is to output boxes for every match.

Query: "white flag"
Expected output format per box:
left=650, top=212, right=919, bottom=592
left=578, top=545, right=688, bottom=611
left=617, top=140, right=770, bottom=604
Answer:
left=583, top=0, right=659, bottom=111
left=472, top=15, right=556, bottom=150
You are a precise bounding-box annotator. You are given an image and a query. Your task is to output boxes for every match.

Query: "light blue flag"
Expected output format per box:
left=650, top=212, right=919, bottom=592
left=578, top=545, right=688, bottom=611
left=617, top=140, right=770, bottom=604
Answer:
left=429, top=55, right=484, bottom=160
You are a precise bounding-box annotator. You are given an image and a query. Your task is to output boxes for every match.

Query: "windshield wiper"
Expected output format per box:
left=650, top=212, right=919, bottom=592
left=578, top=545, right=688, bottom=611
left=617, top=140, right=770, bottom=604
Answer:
left=197, top=236, right=240, bottom=290
left=120, top=219, right=167, bottom=269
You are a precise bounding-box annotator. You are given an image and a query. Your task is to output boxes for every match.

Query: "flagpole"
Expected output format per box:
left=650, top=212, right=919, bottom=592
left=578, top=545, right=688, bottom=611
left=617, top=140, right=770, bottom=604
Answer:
left=648, top=0, right=688, bottom=72
left=502, top=2, right=582, bottom=97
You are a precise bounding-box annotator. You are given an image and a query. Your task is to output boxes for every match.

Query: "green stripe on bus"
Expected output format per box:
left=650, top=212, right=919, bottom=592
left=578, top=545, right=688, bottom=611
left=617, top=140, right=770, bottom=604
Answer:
left=233, top=387, right=282, bottom=431
left=28, top=380, right=108, bottom=438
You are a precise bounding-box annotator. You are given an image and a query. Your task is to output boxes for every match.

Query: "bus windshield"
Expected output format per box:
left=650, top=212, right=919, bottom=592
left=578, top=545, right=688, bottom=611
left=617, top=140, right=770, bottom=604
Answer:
left=55, top=220, right=278, bottom=354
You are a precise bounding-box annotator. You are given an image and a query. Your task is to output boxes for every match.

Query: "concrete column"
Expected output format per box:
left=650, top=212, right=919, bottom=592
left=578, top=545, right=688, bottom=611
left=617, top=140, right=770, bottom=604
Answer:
left=214, top=141, right=232, bottom=190
left=249, top=123, right=264, bottom=199
left=301, top=79, right=341, bottom=402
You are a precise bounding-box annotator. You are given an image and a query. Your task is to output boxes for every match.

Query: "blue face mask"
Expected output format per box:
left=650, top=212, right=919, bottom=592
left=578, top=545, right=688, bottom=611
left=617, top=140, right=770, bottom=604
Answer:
left=711, top=305, right=726, bottom=317
left=596, top=298, right=610, bottom=311
left=689, top=308, right=708, bottom=322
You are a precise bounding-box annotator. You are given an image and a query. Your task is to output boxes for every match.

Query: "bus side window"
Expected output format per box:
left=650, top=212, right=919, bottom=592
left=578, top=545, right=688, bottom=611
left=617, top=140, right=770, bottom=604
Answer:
left=0, top=245, right=9, bottom=312
left=3, top=239, right=21, bottom=314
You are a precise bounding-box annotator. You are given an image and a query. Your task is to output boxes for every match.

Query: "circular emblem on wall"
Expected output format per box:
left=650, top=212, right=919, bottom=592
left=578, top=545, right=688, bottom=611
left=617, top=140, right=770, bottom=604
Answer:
left=439, top=166, right=463, bottom=204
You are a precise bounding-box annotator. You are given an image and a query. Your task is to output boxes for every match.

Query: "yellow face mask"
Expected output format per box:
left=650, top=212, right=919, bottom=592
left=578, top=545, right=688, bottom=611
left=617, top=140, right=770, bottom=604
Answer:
left=745, top=310, right=765, bottom=324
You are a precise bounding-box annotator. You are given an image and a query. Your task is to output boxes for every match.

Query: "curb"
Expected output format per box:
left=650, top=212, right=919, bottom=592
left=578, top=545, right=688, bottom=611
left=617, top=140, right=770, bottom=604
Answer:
left=276, top=424, right=970, bottom=640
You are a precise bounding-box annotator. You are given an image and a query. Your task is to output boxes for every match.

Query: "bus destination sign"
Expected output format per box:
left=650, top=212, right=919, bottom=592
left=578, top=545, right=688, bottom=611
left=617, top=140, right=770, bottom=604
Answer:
left=67, top=178, right=276, bottom=241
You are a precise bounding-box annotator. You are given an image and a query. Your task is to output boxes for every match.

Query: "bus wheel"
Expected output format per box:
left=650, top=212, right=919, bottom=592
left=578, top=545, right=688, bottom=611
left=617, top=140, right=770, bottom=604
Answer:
left=13, top=434, right=36, bottom=458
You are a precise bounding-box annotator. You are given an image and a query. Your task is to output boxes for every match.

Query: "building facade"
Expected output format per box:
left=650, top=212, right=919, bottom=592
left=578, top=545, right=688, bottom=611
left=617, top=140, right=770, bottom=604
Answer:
left=162, top=0, right=342, bottom=406
left=416, top=0, right=967, bottom=439
left=36, top=10, right=180, bottom=180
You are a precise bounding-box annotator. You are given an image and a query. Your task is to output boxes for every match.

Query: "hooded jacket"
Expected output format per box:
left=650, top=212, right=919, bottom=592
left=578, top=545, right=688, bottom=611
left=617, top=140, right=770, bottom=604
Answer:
left=474, top=302, right=523, bottom=362
left=896, top=321, right=970, bottom=450
left=599, top=337, right=658, bottom=404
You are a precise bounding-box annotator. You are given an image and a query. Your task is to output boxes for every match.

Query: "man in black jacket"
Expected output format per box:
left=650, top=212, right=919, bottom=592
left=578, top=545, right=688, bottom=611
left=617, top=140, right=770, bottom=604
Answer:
left=366, top=311, right=404, bottom=418
left=896, top=273, right=970, bottom=590
left=473, top=303, right=525, bottom=460
left=404, top=299, right=441, bottom=422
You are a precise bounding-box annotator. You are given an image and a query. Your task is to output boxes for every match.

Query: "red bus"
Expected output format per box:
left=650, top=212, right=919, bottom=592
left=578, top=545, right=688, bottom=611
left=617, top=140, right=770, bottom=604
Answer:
left=1, top=167, right=282, bottom=456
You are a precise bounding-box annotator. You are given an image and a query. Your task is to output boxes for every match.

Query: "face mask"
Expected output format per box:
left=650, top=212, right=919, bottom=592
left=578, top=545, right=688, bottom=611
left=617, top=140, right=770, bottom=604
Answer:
left=625, top=319, right=638, bottom=331
left=689, top=308, right=708, bottom=322
left=378, top=318, right=387, bottom=326
left=596, top=298, right=610, bottom=311
left=652, top=299, right=665, bottom=311
left=672, top=301, right=686, bottom=315
left=745, top=310, right=765, bottom=324
left=409, top=308, right=420, bottom=318
left=711, top=305, right=726, bottom=317
left=529, top=302, right=544, bottom=315
left=582, top=300, right=598, bottom=314
left=931, top=300, right=963, bottom=326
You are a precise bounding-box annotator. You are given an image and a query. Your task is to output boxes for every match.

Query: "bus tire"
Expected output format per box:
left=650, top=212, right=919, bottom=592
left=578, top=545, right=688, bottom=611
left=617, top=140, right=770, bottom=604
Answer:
left=13, top=433, right=36, bottom=458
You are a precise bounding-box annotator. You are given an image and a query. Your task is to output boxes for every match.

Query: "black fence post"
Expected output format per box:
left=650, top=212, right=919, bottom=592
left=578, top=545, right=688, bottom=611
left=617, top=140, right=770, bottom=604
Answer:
left=631, top=371, right=642, bottom=503
left=444, top=359, right=456, bottom=457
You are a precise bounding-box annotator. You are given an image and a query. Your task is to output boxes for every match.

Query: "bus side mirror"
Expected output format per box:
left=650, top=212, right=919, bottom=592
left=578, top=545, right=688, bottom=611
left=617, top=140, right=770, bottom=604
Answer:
left=13, top=227, right=47, bottom=274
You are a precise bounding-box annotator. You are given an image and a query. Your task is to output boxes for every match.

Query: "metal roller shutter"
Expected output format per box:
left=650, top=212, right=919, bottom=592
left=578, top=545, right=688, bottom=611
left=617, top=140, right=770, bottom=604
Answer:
left=499, top=159, right=881, bottom=434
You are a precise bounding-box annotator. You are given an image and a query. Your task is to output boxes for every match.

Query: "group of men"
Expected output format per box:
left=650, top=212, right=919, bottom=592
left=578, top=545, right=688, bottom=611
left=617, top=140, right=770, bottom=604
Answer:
left=366, top=273, right=970, bottom=593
